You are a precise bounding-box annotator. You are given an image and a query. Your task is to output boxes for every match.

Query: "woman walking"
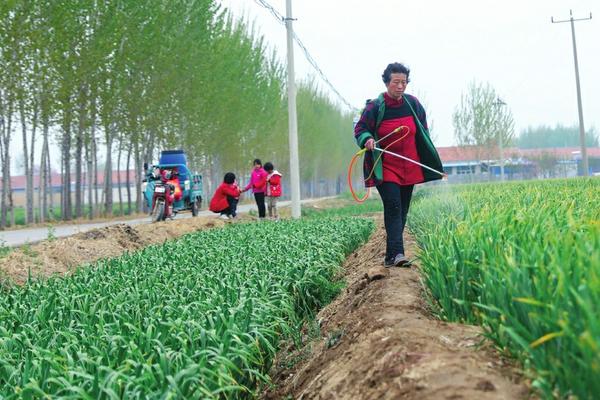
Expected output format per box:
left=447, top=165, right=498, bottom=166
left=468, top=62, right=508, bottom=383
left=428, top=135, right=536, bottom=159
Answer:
left=354, top=62, right=443, bottom=267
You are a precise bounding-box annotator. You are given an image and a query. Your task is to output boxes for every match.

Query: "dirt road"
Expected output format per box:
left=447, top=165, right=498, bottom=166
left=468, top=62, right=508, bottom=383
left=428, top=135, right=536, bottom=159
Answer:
left=264, top=217, right=530, bottom=399
left=0, top=199, right=318, bottom=247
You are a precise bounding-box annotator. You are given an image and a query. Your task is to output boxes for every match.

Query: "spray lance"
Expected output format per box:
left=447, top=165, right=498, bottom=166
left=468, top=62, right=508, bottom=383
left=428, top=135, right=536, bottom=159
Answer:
left=348, top=125, right=447, bottom=203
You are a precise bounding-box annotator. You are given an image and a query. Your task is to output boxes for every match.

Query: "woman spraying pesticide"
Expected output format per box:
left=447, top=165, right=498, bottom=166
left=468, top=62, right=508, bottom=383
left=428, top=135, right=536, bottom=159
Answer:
left=354, top=62, right=444, bottom=267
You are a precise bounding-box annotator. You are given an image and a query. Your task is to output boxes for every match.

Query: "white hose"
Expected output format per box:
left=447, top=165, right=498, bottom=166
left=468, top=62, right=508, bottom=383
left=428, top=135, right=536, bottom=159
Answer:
left=373, top=147, right=446, bottom=177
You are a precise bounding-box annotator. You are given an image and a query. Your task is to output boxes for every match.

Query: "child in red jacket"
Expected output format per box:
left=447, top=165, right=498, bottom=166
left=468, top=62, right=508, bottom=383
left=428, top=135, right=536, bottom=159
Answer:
left=209, top=172, right=241, bottom=219
left=264, top=162, right=282, bottom=220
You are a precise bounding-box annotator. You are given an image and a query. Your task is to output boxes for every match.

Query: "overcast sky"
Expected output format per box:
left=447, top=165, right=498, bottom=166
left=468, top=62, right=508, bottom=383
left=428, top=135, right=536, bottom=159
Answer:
left=219, top=0, right=599, bottom=147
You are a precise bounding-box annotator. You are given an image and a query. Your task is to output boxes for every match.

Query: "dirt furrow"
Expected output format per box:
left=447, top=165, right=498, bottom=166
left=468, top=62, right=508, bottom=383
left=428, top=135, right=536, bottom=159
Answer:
left=265, top=217, right=530, bottom=399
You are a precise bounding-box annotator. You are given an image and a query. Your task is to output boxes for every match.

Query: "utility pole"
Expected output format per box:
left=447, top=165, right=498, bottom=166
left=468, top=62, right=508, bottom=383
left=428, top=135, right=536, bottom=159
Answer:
left=493, top=97, right=506, bottom=181
left=552, top=10, right=592, bottom=176
left=285, top=0, right=301, bottom=218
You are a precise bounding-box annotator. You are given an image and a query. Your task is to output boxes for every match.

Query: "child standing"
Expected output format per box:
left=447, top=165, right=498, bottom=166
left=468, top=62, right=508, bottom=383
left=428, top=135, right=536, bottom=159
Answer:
left=241, top=159, right=268, bottom=219
left=209, top=172, right=241, bottom=219
left=264, top=162, right=282, bottom=220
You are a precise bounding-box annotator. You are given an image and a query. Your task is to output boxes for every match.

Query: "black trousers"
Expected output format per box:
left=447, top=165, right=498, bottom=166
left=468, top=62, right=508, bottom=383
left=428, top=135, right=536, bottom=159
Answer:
left=254, top=192, right=266, bottom=218
left=218, top=196, right=239, bottom=217
left=227, top=196, right=239, bottom=217
left=376, top=182, right=414, bottom=261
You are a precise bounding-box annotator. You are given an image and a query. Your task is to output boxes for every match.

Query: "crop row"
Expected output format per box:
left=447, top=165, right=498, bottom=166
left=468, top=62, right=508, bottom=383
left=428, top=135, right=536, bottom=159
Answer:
left=0, top=216, right=373, bottom=399
left=409, top=178, right=599, bottom=398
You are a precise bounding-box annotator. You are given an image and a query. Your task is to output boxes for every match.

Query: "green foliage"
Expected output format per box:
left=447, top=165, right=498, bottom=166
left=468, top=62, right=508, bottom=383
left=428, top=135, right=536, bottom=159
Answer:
left=0, top=216, right=373, bottom=398
left=301, top=197, right=382, bottom=218
left=410, top=179, right=600, bottom=398
left=453, top=81, right=514, bottom=160
left=296, top=80, right=355, bottom=180
left=517, top=124, right=599, bottom=149
left=0, top=0, right=353, bottom=219
left=46, top=225, right=56, bottom=242
left=0, top=239, right=10, bottom=259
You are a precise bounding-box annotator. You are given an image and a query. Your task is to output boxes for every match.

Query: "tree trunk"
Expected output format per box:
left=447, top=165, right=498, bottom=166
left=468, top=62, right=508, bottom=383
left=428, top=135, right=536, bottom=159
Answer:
left=6, top=111, right=14, bottom=227
left=39, top=124, right=48, bottom=224
left=117, top=138, right=123, bottom=216
left=103, top=123, right=113, bottom=216
left=4, top=111, right=14, bottom=227
left=0, top=115, right=8, bottom=229
left=46, top=130, right=54, bottom=220
left=91, top=135, right=98, bottom=218
left=61, top=113, right=72, bottom=221
left=19, top=98, right=33, bottom=224
left=89, top=96, right=98, bottom=219
left=60, top=145, right=64, bottom=219
left=143, top=130, right=155, bottom=167
left=85, top=137, right=93, bottom=220
left=29, top=104, right=38, bottom=223
left=126, top=142, right=132, bottom=215
left=134, top=139, right=143, bottom=212
left=75, top=102, right=85, bottom=219
left=8, top=173, right=15, bottom=227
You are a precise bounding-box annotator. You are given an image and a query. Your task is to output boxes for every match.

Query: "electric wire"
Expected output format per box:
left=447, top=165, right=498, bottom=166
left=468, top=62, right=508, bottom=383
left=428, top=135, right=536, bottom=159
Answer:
left=252, top=0, right=356, bottom=111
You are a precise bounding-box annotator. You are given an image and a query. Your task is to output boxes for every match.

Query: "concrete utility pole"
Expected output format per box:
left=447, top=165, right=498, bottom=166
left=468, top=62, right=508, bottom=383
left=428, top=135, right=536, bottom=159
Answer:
left=285, top=0, right=301, bottom=218
left=493, top=97, right=506, bottom=181
left=551, top=10, right=592, bottom=176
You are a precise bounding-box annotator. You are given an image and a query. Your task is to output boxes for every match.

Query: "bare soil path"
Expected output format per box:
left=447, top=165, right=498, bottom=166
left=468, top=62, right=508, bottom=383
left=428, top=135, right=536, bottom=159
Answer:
left=264, top=217, right=530, bottom=400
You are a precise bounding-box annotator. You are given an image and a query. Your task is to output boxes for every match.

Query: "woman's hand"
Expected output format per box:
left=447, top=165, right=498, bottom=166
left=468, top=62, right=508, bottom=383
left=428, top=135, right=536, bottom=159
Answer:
left=365, top=138, right=375, bottom=151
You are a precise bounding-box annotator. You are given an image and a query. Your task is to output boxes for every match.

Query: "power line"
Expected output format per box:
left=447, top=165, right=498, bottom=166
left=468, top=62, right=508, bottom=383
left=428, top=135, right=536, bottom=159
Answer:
left=253, top=0, right=284, bottom=24
left=252, top=0, right=356, bottom=111
left=291, top=33, right=356, bottom=111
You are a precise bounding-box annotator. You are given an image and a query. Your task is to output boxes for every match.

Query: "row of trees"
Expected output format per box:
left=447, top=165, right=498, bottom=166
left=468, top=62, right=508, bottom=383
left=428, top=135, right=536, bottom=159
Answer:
left=517, top=124, right=599, bottom=149
left=0, top=1, right=355, bottom=228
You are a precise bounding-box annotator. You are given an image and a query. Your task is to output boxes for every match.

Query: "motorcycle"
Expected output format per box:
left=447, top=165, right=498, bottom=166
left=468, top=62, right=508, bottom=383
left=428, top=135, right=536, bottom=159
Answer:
left=149, top=169, right=176, bottom=222
left=142, top=150, right=203, bottom=222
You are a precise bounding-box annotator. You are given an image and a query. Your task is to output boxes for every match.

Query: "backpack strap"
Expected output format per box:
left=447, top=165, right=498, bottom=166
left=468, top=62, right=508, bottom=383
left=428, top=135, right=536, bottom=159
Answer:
left=402, top=94, right=430, bottom=137
left=367, top=94, right=386, bottom=140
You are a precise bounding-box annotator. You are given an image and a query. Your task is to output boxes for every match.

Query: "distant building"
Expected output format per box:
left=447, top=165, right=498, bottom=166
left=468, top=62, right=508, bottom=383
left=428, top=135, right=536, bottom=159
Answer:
left=5, top=170, right=138, bottom=193
left=437, top=146, right=600, bottom=182
left=1, top=170, right=139, bottom=207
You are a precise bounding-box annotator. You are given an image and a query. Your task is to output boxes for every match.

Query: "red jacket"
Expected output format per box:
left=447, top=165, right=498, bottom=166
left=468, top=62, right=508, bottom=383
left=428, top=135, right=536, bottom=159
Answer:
left=209, top=183, right=241, bottom=212
left=267, top=170, right=282, bottom=197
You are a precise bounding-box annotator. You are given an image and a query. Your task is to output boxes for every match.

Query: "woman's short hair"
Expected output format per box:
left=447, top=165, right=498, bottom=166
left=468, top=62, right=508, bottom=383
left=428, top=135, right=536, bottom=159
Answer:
left=382, top=62, right=410, bottom=84
left=253, top=158, right=262, bottom=166
left=224, top=172, right=236, bottom=184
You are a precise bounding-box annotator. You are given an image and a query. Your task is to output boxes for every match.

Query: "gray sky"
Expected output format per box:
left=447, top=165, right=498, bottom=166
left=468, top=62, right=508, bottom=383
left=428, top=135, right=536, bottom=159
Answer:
left=219, top=0, right=599, bottom=147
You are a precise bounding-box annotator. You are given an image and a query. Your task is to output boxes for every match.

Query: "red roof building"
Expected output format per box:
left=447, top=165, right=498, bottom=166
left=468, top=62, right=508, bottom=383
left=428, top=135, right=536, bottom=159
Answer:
left=3, top=170, right=138, bottom=191
left=436, top=146, right=600, bottom=179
